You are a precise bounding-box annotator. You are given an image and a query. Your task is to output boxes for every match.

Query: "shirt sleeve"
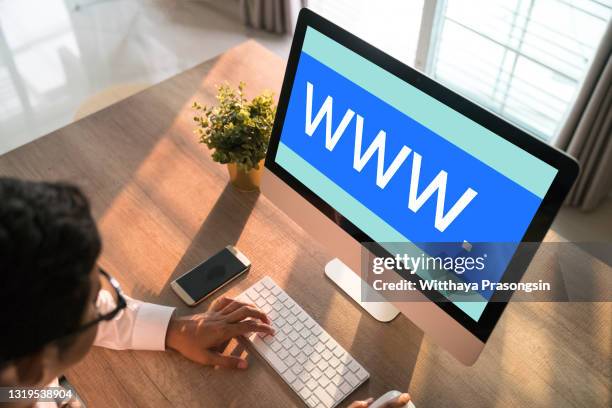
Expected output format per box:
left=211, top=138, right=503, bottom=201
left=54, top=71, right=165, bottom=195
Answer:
left=93, top=290, right=175, bottom=351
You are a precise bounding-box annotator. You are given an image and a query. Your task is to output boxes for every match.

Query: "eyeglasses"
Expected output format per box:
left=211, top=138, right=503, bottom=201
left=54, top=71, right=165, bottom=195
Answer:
left=71, top=267, right=127, bottom=335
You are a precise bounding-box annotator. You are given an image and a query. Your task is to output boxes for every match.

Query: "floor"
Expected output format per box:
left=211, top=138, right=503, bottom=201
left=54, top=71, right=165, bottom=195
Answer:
left=0, top=0, right=291, bottom=154
left=552, top=196, right=612, bottom=264
left=0, top=0, right=610, bottom=249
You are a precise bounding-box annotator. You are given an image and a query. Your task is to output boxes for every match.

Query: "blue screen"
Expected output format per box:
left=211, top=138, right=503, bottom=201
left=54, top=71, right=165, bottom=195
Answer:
left=275, top=27, right=558, bottom=321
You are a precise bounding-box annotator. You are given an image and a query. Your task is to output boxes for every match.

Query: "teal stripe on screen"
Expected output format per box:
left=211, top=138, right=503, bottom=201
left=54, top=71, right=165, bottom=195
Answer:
left=276, top=142, right=487, bottom=321
left=455, top=301, right=487, bottom=321
left=302, top=27, right=557, bottom=199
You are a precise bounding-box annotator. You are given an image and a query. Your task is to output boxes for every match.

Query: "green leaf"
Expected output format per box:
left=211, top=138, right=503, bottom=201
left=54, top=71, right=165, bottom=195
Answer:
left=192, top=82, right=276, bottom=171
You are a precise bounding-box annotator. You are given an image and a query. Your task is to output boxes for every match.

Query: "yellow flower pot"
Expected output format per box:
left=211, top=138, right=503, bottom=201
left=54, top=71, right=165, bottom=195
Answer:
left=227, top=160, right=264, bottom=192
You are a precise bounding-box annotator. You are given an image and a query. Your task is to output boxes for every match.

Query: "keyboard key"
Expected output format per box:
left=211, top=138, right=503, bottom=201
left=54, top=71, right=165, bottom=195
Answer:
left=325, top=383, right=338, bottom=399
left=297, top=369, right=311, bottom=383
left=305, top=378, right=318, bottom=391
left=299, top=387, right=312, bottom=401
left=345, top=372, right=359, bottom=387
left=329, top=357, right=340, bottom=368
left=303, top=360, right=316, bottom=373
left=292, top=378, right=304, bottom=391
left=317, top=358, right=330, bottom=371
left=356, top=368, right=369, bottom=381
left=289, top=345, right=300, bottom=357
left=270, top=341, right=281, bottom=352
left=242, top=290, right=255, bottom=302
left=339, top=381, right=351, bottom=395
left=284, top=371, right=296, bottom=384
left=314, top=388, right=334, bottom=408
left=330, top=373, right=343, bottom=387
left=318, top=375, right=330, bottom=388
left=307, top=396, right=319, bottom=408
left=274, top=330, right=287, bottom=342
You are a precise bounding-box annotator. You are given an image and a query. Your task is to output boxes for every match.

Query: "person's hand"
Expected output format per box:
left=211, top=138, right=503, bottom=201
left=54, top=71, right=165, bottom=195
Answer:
left=59, top=397, right=83, bottom=408
left=348, top=392, right=411, bottom=408
left=165, top=296, right=274, bottom=369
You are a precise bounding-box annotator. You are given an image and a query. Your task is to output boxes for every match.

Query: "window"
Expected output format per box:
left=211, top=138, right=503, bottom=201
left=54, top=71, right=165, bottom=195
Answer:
left=307, top=0, right=425, bottom=65
left=307, top=0, right=611, bottom=142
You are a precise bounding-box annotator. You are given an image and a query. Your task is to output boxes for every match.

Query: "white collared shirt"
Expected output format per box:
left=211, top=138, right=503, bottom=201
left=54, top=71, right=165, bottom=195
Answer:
left=93, top=289, right=175, bottom=351
left=36, top=290, right=175, bottom=407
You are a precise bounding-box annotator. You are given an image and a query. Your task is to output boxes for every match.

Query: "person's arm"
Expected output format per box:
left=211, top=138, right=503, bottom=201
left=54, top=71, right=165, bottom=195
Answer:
left=348, top=393, right=412, bottom=408
left=93, top=289, right=174, bottom=351
left=93, top=290, right=274, bottom=368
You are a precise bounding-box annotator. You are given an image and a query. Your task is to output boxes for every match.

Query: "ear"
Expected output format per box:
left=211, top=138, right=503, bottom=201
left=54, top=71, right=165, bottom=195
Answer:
left=11, top=345, right=59, bottom=386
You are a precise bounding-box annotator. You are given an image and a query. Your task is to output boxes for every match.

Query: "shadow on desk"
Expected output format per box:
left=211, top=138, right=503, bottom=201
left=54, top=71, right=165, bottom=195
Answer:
left=281, top=245, right=423, bottom=405
left=148, top=184, right=259, bottom=308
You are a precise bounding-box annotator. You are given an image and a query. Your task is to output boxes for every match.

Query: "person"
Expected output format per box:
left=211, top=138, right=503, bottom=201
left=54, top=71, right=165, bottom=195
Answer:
left=0, top=178, right=411, bottom=408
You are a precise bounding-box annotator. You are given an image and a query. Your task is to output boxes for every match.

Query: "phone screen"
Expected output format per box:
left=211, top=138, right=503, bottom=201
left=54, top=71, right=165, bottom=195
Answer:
left=175, top=248, right=248, bottom=302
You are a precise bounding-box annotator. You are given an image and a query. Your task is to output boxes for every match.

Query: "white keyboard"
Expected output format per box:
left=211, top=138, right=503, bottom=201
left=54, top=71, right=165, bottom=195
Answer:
left=236, top=276, right=370, bottom=408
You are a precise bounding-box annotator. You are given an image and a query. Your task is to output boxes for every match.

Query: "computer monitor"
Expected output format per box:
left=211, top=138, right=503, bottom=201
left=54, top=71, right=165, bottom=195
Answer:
left=262, top=8, right=578, bottom=365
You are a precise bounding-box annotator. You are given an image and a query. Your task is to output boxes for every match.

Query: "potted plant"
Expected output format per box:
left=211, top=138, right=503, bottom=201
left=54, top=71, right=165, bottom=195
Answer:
left=193, top=82, right=276, bottom=191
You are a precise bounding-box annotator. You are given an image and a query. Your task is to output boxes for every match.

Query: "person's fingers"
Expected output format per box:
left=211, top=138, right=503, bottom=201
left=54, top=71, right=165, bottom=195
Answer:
left=347, top=398, right=374, bottom=408
left=220, top=299, right=253, bottom=315
left=62, top=398, right=83, bottom=408
left=205, top=351, right=249, bottom=369
left=210, top=296, right=233, bottom=312
left=212, top=338, right=231, bottom=353
left=225, top=305, right=271, bottom=324
left=227, top=320, right=275, bottom=338
left=382, top=393, right=411, bottom=408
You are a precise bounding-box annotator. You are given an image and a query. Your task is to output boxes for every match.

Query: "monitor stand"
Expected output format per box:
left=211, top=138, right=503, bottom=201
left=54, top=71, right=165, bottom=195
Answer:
left=324, top=258, right=400, bottom=322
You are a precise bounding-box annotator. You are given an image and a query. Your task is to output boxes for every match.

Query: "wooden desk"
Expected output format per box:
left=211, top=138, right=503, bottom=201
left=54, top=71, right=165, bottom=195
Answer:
left=0, top=41, right=609, bottom=408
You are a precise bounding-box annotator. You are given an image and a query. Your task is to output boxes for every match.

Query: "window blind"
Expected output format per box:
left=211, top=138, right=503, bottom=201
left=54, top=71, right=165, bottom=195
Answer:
left=428, top=0, right=611, bottom=140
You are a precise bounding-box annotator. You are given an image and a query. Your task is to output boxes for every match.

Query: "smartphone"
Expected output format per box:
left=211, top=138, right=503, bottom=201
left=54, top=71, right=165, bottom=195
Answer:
left=170, top=245, right=251, bottom=306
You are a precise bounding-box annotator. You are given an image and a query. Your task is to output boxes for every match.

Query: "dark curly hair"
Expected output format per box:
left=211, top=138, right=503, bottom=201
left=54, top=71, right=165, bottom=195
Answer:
left=0, top=178, right=101, bottom=365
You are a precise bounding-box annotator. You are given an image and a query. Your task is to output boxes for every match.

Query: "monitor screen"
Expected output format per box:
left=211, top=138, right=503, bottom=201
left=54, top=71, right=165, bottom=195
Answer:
left=273, top=26, right=559, bottom=323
